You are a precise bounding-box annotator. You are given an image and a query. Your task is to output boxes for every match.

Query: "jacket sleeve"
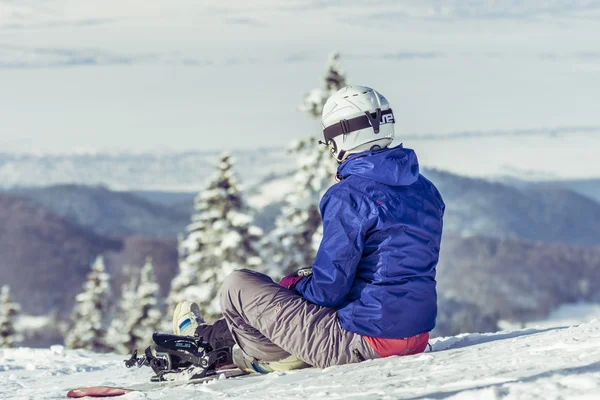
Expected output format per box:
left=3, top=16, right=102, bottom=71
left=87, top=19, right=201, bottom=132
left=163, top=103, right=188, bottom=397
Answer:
left=295, top=186, right=371, bottom=307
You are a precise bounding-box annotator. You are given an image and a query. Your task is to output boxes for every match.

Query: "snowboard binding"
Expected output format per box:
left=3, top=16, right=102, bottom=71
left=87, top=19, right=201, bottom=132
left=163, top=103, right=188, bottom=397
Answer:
left=124, top=332, right=231, bottom=382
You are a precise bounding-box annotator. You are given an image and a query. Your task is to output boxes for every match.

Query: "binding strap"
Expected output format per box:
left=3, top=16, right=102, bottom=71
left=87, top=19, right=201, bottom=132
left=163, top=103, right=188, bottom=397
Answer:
left=323, top=108, right=394, bottom=143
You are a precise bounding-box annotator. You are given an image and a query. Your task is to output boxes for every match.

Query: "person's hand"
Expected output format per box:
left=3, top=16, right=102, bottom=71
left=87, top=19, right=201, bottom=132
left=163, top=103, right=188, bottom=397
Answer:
left=295, top=267, right=313, bottom=277
left=279, top=275, right=305, bottom=290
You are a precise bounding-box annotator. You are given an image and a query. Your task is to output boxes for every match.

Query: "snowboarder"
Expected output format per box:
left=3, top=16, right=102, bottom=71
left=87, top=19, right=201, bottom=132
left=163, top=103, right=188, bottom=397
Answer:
left=173, top=86, right=445, bottom=372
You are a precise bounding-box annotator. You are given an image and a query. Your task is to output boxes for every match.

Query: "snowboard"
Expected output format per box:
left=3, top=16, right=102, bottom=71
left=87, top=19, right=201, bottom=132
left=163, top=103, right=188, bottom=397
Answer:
left=66, top=368, right=249, bottom=398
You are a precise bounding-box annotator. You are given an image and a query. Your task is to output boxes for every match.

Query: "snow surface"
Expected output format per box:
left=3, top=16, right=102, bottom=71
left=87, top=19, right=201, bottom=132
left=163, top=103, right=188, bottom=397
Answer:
left=0, top=129, right=597, bottom=192
left=2, top=320, right=600, bottom=399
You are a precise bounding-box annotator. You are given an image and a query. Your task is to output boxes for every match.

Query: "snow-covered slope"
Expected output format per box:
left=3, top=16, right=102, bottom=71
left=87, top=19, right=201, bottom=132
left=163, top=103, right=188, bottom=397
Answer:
left=2, top=320, right=600, bottom=399
left=402, top=130, right=600, bottom=181
left=0, top=149, right=293, bottom=191
left=1, top=129, right=598, bottom=191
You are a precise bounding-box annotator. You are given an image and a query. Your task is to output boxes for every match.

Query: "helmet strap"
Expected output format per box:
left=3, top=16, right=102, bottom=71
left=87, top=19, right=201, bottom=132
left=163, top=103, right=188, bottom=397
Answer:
left=322, top=108, right=394, bottom=143
left=364, top=108, right=382, bottom=134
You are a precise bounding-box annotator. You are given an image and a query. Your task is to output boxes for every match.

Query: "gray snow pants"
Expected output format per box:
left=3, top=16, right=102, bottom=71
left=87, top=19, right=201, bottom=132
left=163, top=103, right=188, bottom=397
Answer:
left=196, top=269, right=380, bottom=369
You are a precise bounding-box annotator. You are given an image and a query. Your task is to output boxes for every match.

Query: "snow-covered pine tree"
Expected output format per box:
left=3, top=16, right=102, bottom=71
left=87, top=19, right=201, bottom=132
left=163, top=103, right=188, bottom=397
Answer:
left=262, top=52, right=346, bottom=277
left=298, top=52, right=348, bottom=259
left=169, top=153, right=263, bottom=320
left=0, top=285, right=21, bottom=348
left=298, top=51, right=347, bottom=118
left=64, top=256, right=111, bottom=352
left=263, top=139, right=336, bottom=277
left=106, top=267, right=138, bottom=352
left=106, top=258, right=161, bottom=354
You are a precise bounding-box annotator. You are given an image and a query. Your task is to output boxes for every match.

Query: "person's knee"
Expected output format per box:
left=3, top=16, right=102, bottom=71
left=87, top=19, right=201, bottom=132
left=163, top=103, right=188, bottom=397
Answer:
left=222, top=269, right=253, bottom=294
left=220, top=269, right=254, bottom=310
left=221, top=269, right=274, bottom=312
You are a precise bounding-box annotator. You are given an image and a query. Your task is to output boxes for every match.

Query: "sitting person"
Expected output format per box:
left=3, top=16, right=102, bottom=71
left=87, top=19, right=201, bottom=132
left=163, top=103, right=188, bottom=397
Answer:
left=173, top=85, right=445, bottom=372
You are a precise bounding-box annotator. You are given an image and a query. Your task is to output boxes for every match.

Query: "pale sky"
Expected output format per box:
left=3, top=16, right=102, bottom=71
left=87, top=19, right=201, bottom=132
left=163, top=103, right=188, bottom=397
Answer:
left=1, top=0, right=599, bottom=154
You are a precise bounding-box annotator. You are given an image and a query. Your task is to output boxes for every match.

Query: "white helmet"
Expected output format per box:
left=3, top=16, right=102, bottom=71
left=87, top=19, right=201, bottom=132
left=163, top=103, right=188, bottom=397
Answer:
left=321, top=86, right=395, bottom=163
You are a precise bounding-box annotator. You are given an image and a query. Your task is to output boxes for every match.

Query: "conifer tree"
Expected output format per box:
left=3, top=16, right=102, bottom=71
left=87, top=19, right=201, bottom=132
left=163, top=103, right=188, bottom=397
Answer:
left=298, top=51, right=347, bottom=118
left=107, top=258, right=161, bottom=354
left=299, top=52, right=348, bottom=257
left=106, top=268, right=138, bottom=351
left=0, top=285, right=20, bottom=348
left=65, top=256, right=111, bottom=352
left=263, top=53, right=346, bottom=277
left=169, top=154, right=263, bottom=320
left=263, top=139, right=336, bottom=277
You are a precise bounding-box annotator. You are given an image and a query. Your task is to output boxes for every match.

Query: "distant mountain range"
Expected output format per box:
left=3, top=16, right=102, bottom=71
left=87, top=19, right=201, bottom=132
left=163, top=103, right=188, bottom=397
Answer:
left=496, top=176, right=600, bottom=204
left=424, top=169, right=600, bottom=247
left=0, top=194, right=178, bottom=321
left=436, top=235, right=600, bottom=336
left=0, top=194, right=122, bottom=316
left=5, top=185, right=190, bottom=239
left=0, top=149, right=292, bottom=191
left=535, top=179, right=600, bottom=204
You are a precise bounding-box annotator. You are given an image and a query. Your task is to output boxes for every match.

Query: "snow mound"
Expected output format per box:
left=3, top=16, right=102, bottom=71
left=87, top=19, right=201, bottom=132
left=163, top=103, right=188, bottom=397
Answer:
left=2, top=321, right=600, bottom=399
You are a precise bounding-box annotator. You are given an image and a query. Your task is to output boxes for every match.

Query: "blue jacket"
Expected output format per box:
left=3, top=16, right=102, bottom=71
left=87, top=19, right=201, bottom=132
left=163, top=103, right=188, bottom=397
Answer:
left=295, top=146, right=445, bottom=338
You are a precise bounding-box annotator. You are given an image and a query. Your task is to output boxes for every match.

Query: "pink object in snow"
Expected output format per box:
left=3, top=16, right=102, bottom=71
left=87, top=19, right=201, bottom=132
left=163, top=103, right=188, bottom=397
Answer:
left=67, top=386, right=132, bottom=397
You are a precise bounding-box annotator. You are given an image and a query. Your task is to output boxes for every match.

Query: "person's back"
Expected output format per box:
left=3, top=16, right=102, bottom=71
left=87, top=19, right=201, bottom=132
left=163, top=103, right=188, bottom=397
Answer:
left=296, top=145, right=444, bottom=339
left=294, top=86, right=445, bottom=357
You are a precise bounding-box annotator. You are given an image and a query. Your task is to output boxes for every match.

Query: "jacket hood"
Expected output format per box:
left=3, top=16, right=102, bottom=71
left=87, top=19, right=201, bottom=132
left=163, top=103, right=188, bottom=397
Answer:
left=337, top=146, right=420, bottom=187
